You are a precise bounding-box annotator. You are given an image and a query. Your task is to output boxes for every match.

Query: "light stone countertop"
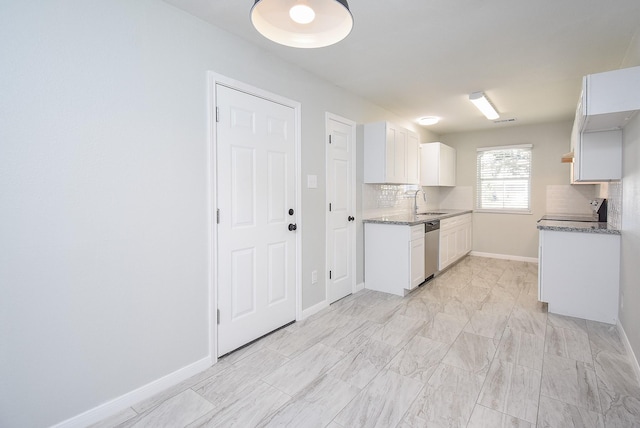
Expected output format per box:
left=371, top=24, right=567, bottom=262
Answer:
left=362, top=209, right=472, bottom=226
left=536, top=220, right=621, bottom=235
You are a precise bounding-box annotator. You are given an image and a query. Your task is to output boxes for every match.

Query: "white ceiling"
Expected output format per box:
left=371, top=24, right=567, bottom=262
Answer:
left=164, top=0, right=640, bottom=134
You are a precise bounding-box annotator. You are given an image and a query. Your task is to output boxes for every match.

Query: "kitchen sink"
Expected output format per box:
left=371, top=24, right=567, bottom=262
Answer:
left=417, top=212, right=446, bottom=216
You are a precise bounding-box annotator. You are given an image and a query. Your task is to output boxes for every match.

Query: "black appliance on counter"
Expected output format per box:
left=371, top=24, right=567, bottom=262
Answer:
left=591, top=198, right=608, bottom=222
left=538, top=198, right=608, bottom=223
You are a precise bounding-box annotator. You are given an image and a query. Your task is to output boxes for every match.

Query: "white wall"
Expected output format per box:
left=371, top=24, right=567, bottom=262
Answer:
left=620, top=113, right=640, bottom=366
left=0, top=1, right=416, bottom=426
left=618, top=20, right=640, bottom=366
left=441, top=121, right=572, bottom=258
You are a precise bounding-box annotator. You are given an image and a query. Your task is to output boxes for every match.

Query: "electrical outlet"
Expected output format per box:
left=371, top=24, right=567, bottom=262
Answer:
left=311, top=270, right=318, bottom=284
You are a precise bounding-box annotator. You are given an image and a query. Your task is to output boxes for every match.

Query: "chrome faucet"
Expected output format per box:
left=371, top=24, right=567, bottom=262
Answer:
left=413, top=189, right=426, bottom=215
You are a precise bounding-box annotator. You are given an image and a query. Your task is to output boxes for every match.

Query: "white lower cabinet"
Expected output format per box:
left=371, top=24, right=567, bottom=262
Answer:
left=538, top=229, right=620, bottom=324
left=410, top=234, right=425, bottom=289
left=365, top=223, right=424, bottom=296
left=439, top=214, right=472, bottom=271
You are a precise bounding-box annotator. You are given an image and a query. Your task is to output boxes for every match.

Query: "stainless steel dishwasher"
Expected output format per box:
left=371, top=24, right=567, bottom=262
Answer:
left=424, top=220, right=440, bottom=281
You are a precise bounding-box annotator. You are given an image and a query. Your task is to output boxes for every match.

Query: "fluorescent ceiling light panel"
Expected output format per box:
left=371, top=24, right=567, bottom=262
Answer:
left=469, top=91, right=500, bottom=120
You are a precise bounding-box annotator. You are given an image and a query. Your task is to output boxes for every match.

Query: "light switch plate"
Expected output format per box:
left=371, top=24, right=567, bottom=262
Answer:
left=307, top=175, right=317, bottom=189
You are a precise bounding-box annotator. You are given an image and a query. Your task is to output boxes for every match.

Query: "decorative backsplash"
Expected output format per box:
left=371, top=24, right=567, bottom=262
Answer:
left=546, top=185, right=596, bottom=214
left=362, top=184, right=440, bottom=218
left=607, top=181, right=622, bottom=229
left=545, top=183, right=622, bottom=228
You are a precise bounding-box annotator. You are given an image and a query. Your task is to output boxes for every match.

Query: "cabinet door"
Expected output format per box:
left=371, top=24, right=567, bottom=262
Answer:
left=420, top=143, right=456, bottom=186
left=406, top=131, right=420, bottom=184
left=385, top=124, right=408, bottom=183
left=440, top=144, right=456, bottom=186
left=385, top=125, right=398, bottom=182
left=455, top=225, right=466, bottom=260
left=575, top=130, right=622, bottom=181
left=410, top=238, right=425, bottom=289
left=438, top=228, right=449, bottom=270
left=439, top=227, right=456, bottom=270
left=464, top=220, right=473, bottom=254
left=395, top=127, right=408, bottom=183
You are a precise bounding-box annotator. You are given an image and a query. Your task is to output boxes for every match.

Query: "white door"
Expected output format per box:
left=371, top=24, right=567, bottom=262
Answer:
left=326, top=114, right=356, bottom=303
left=216, top=84, right=297, bottom=356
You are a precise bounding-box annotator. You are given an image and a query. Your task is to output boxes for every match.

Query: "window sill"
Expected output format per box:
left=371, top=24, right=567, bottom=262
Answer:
left=474, top=209, right=532, bottom=215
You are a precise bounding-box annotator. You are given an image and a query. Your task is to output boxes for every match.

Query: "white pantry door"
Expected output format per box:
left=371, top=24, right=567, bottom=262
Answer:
left=326, top=114, right=356, bottom=303
left=216, top=85, right=297, bottom=356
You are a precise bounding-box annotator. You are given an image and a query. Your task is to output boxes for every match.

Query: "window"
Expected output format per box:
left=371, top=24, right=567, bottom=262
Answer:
left=476, top=144, right=532, bottom=213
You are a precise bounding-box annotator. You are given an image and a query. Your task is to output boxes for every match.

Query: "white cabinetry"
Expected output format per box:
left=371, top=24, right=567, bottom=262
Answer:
left=570, top=66, right=639, bottom=183
left=410, top=230, right=425, bottom=289
left=538, top=229, right=620, bottom=324
left=364, top=121, right=420, bottom=184
left=407, top=131, right=421, bottom=185
left=420, top=142, right=456, bottom=186
left=439, top=213, right=472, bottom=271
left=572, top=129, right=622, bottom=182
left=365, top=223, right=424, bottom=296
left=576, top=65, right=640, bottom=133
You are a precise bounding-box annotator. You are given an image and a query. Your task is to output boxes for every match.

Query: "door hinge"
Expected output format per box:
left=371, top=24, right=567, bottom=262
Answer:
left=329, top=134, right=332, bottom=144
left=329, top=203, right=332, bottom=212
left=329, top=270, right=332, bottom=279
left=216, top=107, right=220, bottom=123
left=217, top=309, right=220, bottom=324
left=216, top=209, right=220, bottom=224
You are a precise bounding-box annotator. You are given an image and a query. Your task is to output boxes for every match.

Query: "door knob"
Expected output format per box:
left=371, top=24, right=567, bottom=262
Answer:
left=348, top=216, right=355, bottom=221
left=288, top=223, right=297, bottom=231
left=288, top=209, right=294, bottom=215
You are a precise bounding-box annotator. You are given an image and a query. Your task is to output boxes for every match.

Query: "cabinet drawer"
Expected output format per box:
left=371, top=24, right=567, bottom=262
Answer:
left=410, top=225, right=424, bottom=241
left=441, top=213, right=471, bottom=230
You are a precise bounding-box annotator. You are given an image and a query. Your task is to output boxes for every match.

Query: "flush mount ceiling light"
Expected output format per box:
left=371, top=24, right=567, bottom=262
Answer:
left=251, top=0, right=353, bottom=48
left=469, top=91, right=500, bottom=120
left=418, top=116, right=440, bottom=126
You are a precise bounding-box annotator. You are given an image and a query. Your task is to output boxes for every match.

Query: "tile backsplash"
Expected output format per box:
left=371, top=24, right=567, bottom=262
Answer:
left=546, top=185, right=596, bottom=215
left=545, top=183, right=622, bottom=228
left=362, top=184, right=440, bottom=218
left=607, top=181, right=622, bottom=229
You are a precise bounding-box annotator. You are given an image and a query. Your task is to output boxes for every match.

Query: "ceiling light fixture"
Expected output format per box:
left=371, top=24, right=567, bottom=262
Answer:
left=251, top=0, right=354, bottom=49
left=469, top=91, right=500, bottom=120
left=418, top=116, right=440, bottom=126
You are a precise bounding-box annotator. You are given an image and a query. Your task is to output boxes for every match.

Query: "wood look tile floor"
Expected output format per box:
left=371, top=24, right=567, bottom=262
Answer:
left=94, top=256, right=640, bottom=428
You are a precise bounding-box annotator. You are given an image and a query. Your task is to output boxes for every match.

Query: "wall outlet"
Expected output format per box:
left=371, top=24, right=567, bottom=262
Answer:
left=311, top=270, right=318, bottom=284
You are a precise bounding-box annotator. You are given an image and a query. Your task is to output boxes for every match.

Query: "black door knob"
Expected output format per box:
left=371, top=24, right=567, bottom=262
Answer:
left=348, top=216, right=355, bottom=221
left=288, top=223, right=297, bottom=231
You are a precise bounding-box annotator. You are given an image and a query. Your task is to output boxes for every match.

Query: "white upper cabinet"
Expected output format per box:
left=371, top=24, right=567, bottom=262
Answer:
left=572, top=129, right=622, bottom=182
left=420, top=142, right=456, bottom=186
left=577, top=65, right=640, bottom=133
left=570, top=66, right=638, bottom=182
left=406, top=131, right=420, bottom=185
left=364, top=121, right=420, bottom=184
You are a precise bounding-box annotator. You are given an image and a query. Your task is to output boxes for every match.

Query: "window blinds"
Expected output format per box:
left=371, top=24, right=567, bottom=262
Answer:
left=476, top=144, right=532, bottom=212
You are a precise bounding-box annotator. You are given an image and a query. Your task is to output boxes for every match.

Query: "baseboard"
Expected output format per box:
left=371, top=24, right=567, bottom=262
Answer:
left=51, top=356, right=213, bottom=428
left=470, top=251, right=538, bottom=263
left=617, top=321, right=640, bottom=385
left=301, top=299, right=329, bottom=320
left=355, top=282, right=365, bottom=292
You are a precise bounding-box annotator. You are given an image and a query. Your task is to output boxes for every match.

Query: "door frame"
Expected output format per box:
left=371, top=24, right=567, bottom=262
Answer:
left=207, top=72, right=302, bottom=362
left=325, top=112, right=357, bottom=302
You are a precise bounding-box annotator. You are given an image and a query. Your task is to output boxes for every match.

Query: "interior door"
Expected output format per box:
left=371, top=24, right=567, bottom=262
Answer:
left=216, top=84, right=296, bottom=356
left=326, top=114, right=355, bottom=303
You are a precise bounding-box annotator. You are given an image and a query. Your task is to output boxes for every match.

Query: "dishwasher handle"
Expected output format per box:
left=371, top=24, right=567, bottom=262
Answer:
left=424, top=221, right=440, bottom=233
